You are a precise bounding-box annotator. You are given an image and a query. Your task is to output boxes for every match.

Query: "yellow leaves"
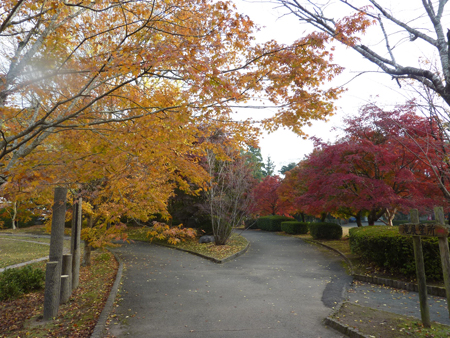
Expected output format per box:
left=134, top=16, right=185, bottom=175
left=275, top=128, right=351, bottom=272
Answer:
left=146, top=221, right=197, bottom=245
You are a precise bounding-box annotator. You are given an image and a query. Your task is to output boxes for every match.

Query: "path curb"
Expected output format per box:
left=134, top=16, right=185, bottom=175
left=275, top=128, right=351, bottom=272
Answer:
left=324, top=302, right=372, bottom=338
left=127, top=236, right=250, bottom=264
left=90, top=238, right=249, bottom=336
left=90, top=251, right=124, bottom=338
left=304, top=238, right=447, bottom=297
left=167, top=240, right=250, bottom=264
left=302, top=238, right=355, bottom=275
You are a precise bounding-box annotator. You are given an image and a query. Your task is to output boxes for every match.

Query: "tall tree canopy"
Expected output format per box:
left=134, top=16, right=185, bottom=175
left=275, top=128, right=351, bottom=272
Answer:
left=290, top=102, right=446, bottom=226
left=0, top=0, right=344, bottom=188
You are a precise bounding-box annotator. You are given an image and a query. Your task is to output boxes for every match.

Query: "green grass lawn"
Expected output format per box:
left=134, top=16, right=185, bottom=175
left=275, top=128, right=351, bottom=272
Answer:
left=0, top=236, right=72, bottom=268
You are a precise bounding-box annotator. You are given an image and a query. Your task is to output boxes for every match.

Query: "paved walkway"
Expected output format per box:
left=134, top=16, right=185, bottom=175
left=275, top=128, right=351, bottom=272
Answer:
left=107, top=230, right=352, bottom=337
left=347, top=282, right=450, bottom=326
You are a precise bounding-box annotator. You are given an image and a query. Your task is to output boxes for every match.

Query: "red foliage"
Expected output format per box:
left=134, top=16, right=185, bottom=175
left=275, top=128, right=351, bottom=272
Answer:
left=291, top=101, right=447, bottom=224
left=250, top=175, right=294, bottom=216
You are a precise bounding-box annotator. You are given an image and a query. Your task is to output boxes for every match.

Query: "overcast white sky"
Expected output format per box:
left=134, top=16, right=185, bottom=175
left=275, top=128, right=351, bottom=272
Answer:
left=231, top=0, right=444, bottom=172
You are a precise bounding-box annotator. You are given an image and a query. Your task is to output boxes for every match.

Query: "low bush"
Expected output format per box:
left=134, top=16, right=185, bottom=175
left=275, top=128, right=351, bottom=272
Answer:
left=0, top=265, right=45, bottom=301
left=147, top=221, right=197, bottom=245
left=349, top=226, right=449, bottom=281
left=309, top=222, right=342, bottom=240
left=281, top=221, right=309, bottom=235
left=257, top=215, right=295, bottom=232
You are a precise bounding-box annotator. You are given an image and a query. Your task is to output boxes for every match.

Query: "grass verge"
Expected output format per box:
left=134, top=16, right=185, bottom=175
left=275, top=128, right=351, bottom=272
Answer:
left=0, top=236, right=72, bottom=268
left=0, top=250, right=118, bottom=337
left=126, top=226, right=248, bottom=261
left=331, top=302, right=450, bottom=338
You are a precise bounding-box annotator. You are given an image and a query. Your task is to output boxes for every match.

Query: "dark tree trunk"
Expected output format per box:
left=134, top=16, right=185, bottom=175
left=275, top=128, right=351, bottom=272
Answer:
left=82, top=241, right=91, bottom=266
left=300, top=213, right=305, bottom=222
left=320, top=213, right=327, bottom=222
left=368, top=209, right=386, bottom=225
left=355, top=211, right=363, bottom=227
left=82, top=214, right=94, bottom=266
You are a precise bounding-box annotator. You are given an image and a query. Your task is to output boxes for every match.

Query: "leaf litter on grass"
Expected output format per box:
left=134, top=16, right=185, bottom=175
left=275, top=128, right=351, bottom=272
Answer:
left=331, top=302, right=450, bottom=338
left=0, top=250, right=118, bottom=337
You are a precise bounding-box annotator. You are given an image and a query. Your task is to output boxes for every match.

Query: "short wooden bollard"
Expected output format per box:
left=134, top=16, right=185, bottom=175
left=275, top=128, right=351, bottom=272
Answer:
left=43, top=261, right=60, bottom=320
left=60, top=254, right=72, bottom=304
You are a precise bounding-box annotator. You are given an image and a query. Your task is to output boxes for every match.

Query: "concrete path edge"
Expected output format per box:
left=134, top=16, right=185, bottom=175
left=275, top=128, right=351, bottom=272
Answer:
left=89, top=239, right=250, bottom=337
left=306, top=237, right=449, bottom=337
left=130, top=237, right=250, bottom=264
left=304, top=238, right=447, bottom=297
left=324, top=302, right=372, bottom=338
left=90, top=251, right=124, bottom=338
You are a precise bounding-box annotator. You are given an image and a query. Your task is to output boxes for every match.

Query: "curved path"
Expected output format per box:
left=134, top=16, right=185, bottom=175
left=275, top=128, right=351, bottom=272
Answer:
left=107, top=231, right=351, bottom=338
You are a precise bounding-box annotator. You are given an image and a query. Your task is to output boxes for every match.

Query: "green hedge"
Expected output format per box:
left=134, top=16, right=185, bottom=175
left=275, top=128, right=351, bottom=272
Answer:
left=309, top=222, right=342, bottom=240
left=281, top=221, right=309, bottom=235
left=257, top=215, right=294, bottom=232
left=349, top=226, right=449, bottom=281
left=0, top=265, right=45, bottom=301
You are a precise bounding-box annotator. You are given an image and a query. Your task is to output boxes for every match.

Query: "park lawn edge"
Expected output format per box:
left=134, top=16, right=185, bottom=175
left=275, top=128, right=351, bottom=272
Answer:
left=0, top=250, right=118, bottom=338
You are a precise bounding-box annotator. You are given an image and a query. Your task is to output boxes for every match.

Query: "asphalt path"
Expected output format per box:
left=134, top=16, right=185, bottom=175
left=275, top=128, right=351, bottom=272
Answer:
left=107, top=230, right=352, bottom=338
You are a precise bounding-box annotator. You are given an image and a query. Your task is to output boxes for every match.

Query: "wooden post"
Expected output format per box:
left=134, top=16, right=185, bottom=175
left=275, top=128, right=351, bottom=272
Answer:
left=60, top=254, right=72, bottom=304
left=434, top=207, right=450, bottom=320
left=70, top=197, right=82, bottom=289
left=410, top=209, right=431, bottom=328
left=43, top=187, right=68, bottom=320
left=43, top=261, right=60, bottom=320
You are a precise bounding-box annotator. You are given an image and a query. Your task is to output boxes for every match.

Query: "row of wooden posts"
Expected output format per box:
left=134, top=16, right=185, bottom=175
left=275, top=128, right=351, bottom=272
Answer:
left=43, top=188, right=82, bottom=320
left=399, top=207, right=450, bottom=327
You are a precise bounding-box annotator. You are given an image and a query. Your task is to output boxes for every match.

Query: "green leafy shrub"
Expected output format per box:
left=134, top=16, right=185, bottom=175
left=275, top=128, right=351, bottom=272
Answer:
left=281, top=221, right=309, bottom=234
left=349, top=226, right=449, bottom=281
left=189, top=214, right=213, bottom=235
left=0, top=265, right=45, bottom=301
left=257, top=215, right=294, bottom=232
left=309, top=222, right=342, bottom=240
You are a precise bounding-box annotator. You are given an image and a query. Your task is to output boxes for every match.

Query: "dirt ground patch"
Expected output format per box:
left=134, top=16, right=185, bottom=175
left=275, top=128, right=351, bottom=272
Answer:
left=330, top=302, right=450, bottom=338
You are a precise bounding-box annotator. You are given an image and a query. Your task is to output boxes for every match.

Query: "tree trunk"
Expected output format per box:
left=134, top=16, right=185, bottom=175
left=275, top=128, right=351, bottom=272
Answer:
left=300, top=213, right=305, bottom=222
left=82, top=241, right=91, bottom=266
left=11, top=201, right=18, bottom=230
left=355, top=211, right=363, bottom=227
left=82, top=214, right=94, bottom=266
left=320, top=213, right=327, bottom=222
left=383, top=208, right=397, bottom=226
left=368, top=209, right=386, bottom=225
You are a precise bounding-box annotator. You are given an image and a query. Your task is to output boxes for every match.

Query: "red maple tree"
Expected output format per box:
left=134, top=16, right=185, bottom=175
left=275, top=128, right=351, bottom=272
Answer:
left=250, top=175, right=294, bottom=216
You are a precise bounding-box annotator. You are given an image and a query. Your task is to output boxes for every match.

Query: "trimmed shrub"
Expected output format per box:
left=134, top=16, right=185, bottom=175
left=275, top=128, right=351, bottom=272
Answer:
left=309, top=222, right=342, bottom=240
left=0, top=265, right=45, bottom=301
left=281, top=221, right=309, bottom=235
left=349, top=226, right=449, bottom=281
left=257, top=215, right=295, bottom=232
